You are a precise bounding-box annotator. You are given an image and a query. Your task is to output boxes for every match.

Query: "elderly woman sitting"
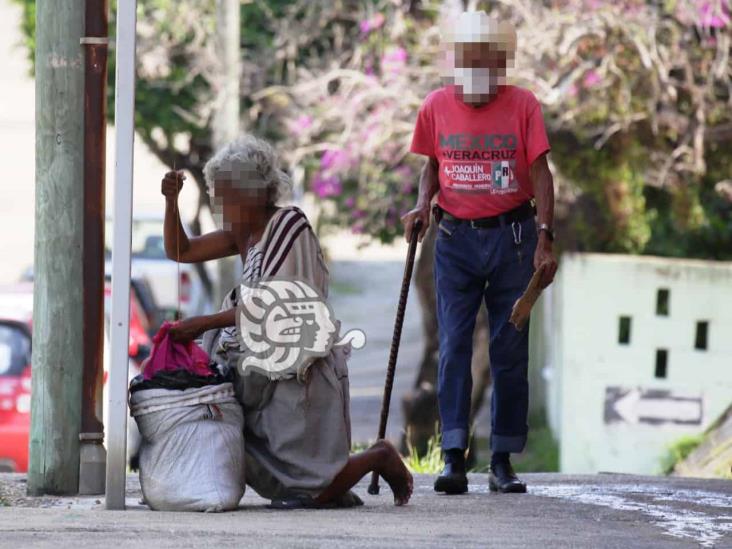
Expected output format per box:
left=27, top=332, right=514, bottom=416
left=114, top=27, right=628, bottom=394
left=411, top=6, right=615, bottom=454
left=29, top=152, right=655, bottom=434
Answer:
left=161, top=134, right=412, bottom=507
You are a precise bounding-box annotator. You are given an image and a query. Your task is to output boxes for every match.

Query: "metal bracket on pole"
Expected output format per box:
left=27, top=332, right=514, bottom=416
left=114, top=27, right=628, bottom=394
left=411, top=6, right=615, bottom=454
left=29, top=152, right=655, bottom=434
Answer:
left=80, top=37, right=110, bottom=45
left=105, top=0, right=137, bottom=511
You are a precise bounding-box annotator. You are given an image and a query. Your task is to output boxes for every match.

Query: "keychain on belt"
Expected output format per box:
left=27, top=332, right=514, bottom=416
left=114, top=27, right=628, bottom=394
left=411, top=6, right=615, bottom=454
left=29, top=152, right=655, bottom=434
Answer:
left=512, top=221, right=523, bottom=263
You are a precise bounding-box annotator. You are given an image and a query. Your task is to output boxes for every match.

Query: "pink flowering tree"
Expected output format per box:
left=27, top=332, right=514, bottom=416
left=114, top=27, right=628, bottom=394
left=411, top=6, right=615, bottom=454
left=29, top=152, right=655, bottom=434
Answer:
left=503, top=0, right=732, bottom=254
left=256, top=0, right=731, bottom=257
left=246, top=0, right=732, bottom=459
left=252, top=1, right=442, bottom=242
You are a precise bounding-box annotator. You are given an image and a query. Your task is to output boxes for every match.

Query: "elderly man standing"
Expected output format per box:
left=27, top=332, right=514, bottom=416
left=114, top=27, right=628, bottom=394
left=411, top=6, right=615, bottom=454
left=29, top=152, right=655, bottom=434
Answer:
left=402, top=11, right=558, bottom=494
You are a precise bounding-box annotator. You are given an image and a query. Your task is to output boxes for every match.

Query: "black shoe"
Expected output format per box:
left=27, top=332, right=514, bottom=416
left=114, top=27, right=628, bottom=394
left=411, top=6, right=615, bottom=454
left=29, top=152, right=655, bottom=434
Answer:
left=489, top=461, right=527, bottom=493
left=434, top=461, right=468, bottom=494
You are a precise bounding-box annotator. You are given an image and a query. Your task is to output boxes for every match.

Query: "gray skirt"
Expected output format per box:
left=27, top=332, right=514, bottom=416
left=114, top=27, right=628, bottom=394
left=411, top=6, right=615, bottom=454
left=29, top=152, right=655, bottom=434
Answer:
left=201, top=303, right=352, bottom=500
left=237, top=348, right=352, bottom=500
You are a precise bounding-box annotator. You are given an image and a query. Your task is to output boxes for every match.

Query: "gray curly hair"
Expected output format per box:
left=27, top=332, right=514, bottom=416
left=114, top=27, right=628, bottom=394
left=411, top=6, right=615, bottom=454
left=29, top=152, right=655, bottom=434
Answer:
left=203, top=134, right=292, bottom=206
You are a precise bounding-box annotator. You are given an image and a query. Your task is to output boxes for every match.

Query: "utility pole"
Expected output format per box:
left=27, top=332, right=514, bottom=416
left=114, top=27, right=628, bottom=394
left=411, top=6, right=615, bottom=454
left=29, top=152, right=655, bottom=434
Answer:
left=213, top=0, right=241, bottom=304
left=29, top=0, right=85, bottom=495
left=79, top=0, right=109, bottom=495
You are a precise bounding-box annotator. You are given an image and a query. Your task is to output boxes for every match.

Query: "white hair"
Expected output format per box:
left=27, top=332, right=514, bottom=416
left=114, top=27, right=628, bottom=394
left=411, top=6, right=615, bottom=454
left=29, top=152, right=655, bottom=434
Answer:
left=203, top=134, right=292, bottom=205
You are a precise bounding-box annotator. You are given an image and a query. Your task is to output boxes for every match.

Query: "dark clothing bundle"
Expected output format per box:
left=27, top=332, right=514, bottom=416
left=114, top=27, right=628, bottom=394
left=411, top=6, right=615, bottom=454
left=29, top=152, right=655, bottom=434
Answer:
left=130, top=362, right=233, bottom=393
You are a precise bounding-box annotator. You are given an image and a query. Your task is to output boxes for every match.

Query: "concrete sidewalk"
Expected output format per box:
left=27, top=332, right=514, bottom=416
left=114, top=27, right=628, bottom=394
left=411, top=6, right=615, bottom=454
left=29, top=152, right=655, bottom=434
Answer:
left=1, top=473, right=730, bottom=548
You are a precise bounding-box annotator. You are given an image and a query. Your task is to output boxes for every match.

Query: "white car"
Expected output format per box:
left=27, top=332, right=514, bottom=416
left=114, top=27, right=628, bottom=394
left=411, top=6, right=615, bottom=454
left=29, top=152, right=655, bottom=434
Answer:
left=105, top=217, right=213, bottom=319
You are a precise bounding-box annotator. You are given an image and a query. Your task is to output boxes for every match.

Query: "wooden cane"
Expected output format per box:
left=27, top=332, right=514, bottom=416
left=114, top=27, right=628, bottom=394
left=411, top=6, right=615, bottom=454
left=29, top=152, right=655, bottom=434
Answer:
left=368, top=219, right=423, bottom=495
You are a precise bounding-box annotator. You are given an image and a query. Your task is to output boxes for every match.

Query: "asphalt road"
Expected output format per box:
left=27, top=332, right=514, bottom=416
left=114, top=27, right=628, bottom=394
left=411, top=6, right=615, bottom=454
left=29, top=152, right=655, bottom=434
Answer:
left=0, top=473, right=730, bottom=548
left=328, top=259, right=425, bottom=445
left=328, top=259, right=492, bottom=448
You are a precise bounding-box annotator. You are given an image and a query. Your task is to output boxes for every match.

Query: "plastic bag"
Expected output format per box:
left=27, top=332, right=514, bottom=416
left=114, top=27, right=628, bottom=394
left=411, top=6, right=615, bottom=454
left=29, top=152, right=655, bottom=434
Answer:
left=130, top=383, right=246, bottom=512
left=142, top=321, right=211, bottom=381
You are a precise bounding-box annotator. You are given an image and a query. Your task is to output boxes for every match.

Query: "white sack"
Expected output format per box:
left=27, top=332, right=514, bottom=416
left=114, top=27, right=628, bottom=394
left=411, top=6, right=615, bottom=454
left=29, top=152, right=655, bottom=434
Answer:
left=130, top=383, right=245, bottom=512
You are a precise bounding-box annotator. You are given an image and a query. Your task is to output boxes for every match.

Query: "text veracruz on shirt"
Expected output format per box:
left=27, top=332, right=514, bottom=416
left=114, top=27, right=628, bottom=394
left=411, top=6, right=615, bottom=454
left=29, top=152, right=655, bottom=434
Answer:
left=439, top=132, right=518, bottom=195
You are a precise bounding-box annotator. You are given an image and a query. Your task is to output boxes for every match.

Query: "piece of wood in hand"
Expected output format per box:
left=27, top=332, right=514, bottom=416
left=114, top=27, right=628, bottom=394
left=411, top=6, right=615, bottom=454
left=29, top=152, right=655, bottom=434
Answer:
left=509, top=264, right=546, bottom=331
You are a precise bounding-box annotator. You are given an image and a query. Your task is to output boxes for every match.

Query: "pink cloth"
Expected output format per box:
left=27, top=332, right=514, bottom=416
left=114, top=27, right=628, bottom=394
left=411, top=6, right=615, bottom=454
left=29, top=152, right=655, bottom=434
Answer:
left=142, top=321, right=212, bottom=381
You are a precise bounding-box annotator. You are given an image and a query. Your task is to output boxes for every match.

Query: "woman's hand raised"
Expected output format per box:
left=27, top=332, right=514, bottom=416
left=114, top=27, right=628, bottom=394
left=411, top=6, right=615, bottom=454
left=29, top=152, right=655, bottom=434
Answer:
left=161, top=170, right=186, bottom=199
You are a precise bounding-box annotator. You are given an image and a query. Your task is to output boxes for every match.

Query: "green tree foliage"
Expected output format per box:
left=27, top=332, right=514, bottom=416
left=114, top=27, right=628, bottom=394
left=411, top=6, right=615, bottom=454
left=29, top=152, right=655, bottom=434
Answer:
left=264, top=0, right=732, bottom=257
left=528, top=0, right=732, bottom=257
left=15, top=0, right=732, bottom=258
left=13, top=0, right=216, bottom=170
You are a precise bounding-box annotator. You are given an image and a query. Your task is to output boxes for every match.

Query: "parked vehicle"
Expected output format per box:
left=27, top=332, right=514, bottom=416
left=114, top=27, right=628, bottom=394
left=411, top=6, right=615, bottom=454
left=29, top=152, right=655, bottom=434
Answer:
left=0, top=283, right=148, bottom=473
left=127, top=276, right=163, bottom=335
left=103, top=281, right=154, bottom=363
left=0, top=319, right=31, bottom=473
left=105, top=216, right=213, bottom=319
left=0, top=282, right=33, bottom=325
left=17, top=270, right=160, bottom=350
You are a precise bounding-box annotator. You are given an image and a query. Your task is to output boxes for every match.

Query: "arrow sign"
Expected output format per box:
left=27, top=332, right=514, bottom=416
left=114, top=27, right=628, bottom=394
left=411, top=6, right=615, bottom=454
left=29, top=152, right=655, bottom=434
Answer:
left=604, top=387, right=703, bottom=426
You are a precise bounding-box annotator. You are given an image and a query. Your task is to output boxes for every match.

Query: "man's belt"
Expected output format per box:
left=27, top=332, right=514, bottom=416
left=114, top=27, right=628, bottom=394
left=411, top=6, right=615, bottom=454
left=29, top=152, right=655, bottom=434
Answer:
left=437, top=200, right=536, bottom=229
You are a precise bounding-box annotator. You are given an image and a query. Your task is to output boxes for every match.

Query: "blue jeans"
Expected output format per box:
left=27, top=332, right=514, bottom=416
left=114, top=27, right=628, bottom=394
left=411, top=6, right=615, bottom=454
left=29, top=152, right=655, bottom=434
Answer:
left=434, top=213, right=537, bottom=453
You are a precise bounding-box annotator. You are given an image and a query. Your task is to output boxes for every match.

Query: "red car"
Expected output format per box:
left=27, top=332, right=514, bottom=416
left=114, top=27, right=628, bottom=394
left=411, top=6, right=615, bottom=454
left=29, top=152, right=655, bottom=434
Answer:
left=0, top=319, right=32, bottom=472
left=0, top=282, right=153, bottom=473
left=104, top=281, right=154, bottom=363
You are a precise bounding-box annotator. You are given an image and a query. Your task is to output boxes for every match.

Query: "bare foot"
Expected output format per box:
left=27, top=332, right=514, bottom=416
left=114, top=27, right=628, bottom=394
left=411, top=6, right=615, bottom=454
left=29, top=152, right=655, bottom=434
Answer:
left=372, top=439, right=413, bottom=506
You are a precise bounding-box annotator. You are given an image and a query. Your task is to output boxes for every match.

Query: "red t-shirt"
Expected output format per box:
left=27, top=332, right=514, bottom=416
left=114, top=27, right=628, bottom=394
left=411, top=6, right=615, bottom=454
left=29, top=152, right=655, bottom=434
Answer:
left=410, top=85, right=550, bottom=219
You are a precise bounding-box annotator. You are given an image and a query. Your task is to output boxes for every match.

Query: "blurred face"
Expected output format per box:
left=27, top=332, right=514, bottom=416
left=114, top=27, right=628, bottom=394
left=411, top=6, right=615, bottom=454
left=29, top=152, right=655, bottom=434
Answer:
left=453, top=42, right=508, bottom=105
left=455, top=42, right=507, bottom=70
left=209, top=178, right=270, bottom=231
